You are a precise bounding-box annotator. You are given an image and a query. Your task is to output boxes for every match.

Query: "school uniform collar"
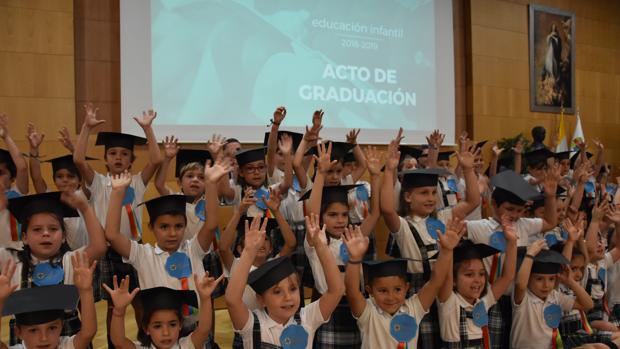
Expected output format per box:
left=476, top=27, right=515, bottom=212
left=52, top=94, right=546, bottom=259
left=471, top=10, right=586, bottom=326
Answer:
left=407, top=215, right=429, bottom=223
left=455, top=291, right=482, bottom=310
left=526, top=289, right=549, bottom=304
left=370, top=297, right=408, bottom=316
left=260, top=308, right=297, bottom=330
left=488, top=217, right=501, bottom=230
left=154, top=242, right=185, bottom=255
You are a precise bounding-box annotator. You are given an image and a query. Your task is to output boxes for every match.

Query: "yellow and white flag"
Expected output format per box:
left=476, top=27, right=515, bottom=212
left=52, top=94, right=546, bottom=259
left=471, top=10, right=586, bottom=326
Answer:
left=556, top=108, right=568, bottom=152
left=571, top=108, right=584, bottom=154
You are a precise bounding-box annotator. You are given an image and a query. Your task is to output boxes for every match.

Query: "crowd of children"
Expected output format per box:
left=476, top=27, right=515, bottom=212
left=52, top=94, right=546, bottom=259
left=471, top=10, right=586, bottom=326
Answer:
left=0, top=105, right=618, bottom=349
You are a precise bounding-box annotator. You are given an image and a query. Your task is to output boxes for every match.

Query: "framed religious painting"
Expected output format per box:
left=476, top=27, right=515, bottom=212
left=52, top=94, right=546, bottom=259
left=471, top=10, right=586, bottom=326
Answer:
left=529, top=4, right=576, bottom=113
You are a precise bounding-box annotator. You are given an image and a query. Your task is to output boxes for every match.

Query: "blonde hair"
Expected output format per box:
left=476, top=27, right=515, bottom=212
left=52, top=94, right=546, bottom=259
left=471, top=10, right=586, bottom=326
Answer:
left=179, top=162, right=204, bottom=178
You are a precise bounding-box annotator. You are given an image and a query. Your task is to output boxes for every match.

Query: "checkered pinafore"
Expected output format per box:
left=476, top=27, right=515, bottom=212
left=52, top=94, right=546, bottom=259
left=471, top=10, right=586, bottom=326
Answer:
left=251, top=311, right=302, bottom=349
left=442, top=307, right=484, bottom=349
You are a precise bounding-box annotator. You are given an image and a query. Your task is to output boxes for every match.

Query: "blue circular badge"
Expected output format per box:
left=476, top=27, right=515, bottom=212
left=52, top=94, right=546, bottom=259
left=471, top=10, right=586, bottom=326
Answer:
left=32, top=263, right=64, bottom=286
left=489, top=231, right=506, bottom=252
left=194, top=199, right=206, bottom=222
left=598, top=268, right=606, bottom=283
left=339, top=242, right=350, bottom=264
left=560, top=229, right=568, bottom=241
left=447, top=178, right=459, bottom=192
left=390, top=313, right=417, bottom=343
left=426, top=218, right=445, bottom=240
left=543, top=304, right=562, bottom=329
left=122, top=187, right=135, bottom=206
left=5, top=190, right=20, bottom=200
left=356, top=185, right=369, bottom=202
left=165, top=252, right=192, bottom=279
left=472, top=301, right=488, bottom=327
left=254, top=187, right=270, bottom=210
left=280, top=324, right=308, bottom=349
left=545, top=234, right=559, bottom=247
left=585, top=181, right=595, bottom=194
left=292, top=176, right=301, bottom=193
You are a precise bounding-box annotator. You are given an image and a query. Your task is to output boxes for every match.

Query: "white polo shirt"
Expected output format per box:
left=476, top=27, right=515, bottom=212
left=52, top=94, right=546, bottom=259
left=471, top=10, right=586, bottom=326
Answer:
left=0, top=248, right=83, bottom=289
left=586, top=252, right=614, bottom=301
left=511, top=289, right=574, bottom=349
left=63, top=189, right=89, bottom=250
left=10, top=335, right=75, bottom=349
left=304, top=237, right=345, bottom=295
left=0, top=185, right=23, bottom=250
left=135, top=335, right=195, bottom=349
left=607, top=256, right=620, bottom=306
left=438, top=291, right=496, bottom=342
left=355, top=295, right=427, bottom=349
left=237, top=299, right=327, bottom=349
left=227, top=183, right=282, bottom=218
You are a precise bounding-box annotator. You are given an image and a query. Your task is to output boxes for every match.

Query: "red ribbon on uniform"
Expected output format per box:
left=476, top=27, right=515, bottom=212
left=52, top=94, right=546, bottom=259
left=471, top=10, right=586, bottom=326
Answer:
left=124, top=204, right=141, bottom=240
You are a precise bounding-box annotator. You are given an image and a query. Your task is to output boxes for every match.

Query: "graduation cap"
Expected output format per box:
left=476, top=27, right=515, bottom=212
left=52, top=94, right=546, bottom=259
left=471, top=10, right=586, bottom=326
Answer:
left=298, top=184, right=361, bottom=205
left=531, top=249, right=569, bottom=274
left=95, top=132, right=147, bottom=151
left=0, top=148, right=16, bottom=177
left=8, top=192, right=79, bottom=225
left=175, top=149, right=212, bottom=178
left=437, top=151, right=455, bottom=162
left=305, top=141, right=356, bottom=162
left=42, top=154, right=96, bottom=176
left=343, top=150, right=356, bottom=164
left=263, top=131, right=303, bottom=151
left=491, top=170, right=540, bottom=205
left=529, top=187, right=567, bottom=211
left=139, top=195, right=188, bottom=220
left=236, top=215, right=279, bottom=235
left=569, top=151, right=593, bottom=169
left=138, top=287, right=198, bottom=315
left=2, top=285, right=78, bottom=325
left=524, top=148, right=554, bottom=168
left=248, top=256, right=297, bottom=294
left=399, top=168, right=451, bottom=189
left=235, top=147, right=266, bottom=167
left=453, top=240, right=499, bottom=263
left=475, top=140, right=488, bottom=150
left=554, top=151, right=571, bottom=161
left=399, top=146, right=423, bottom=162
left=363, top=259, right=408, bottom=284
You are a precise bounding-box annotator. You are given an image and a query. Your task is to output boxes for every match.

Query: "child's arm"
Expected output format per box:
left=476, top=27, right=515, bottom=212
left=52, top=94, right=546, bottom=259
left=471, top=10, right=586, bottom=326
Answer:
left=425, top=130, right=443, bottom=169
left=104, top=172, right=133, bottom=258
left=197, top=158, right=232, bottom=252
left=489, top=142, right=503, bottom=178
left=513, top=139, right=523, bottom=175
left=561, top=218, right=583, bottom=261
left=71, top=251, right=98, bottom=349
left=276, top=134, right=293, bottom=193
left=0, top=114, right=28, bottom=194
left=452, top=149, right=482, bottom=219
left=306, top=213, right=345, bottom=320
left=154, top=136, right=178, bottom=196
left=491, top=216, right=518, bottom=299
left=558, top=265, right=594, bottom=311
left=306, top=141, right=335, bottom=216
left=58, top=126, right=75, bottom=153
left=380, top=128, right=404, bottom=233
left=263, top=187, right=296, bottom=256
left=343, top=224, right=369, bottom=317
left=61, top=191, right=107, bottom=260
left=419, top=217, right=464, bottom=310
left=567, top=164, right=589, bottom=222
left=540, top=164, right=560, bottom=232
left=133, top=110, right=164, bottom=185
left=266, top=107, right=286, bottom=178
left=605, top=204, right=620, bottom=263
left=346, top=129, right=368, bottom=183
left=219, top=190, right=256, bottom=271
left=26, top=122, right=47, bottom=193
left=0, top=260, right=17, bottom=349
left=225, top=217, right=269, bottom=330
left=359, top=146, right=382, bottom=236
left=102, top=276, right=140, bottom=349
left=293, top=110, right=323, bottom=189
left=74, top=104, right=104, bottom=186
left=191, top=273, right=225, bottom=349
left=585, top=197, right=608, bottom=255
left=514, top=240, right=547, bottom=304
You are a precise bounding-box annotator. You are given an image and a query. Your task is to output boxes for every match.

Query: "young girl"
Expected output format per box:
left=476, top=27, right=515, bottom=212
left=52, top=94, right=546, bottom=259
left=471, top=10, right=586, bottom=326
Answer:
left=105, top=273, right=223, bottom=349
left=437, top=217, right=517, bottom=348
left=0, top=251, right=98, bottom=349
left=512, top=241, right=594, bottom=349
left=342, top=216, right=463, bottom=349
left=225, top=215, right=344, bottom=349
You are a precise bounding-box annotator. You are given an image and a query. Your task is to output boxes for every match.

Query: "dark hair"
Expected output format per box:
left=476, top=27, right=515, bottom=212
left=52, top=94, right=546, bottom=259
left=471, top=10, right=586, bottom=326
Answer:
left=225, top=138, right=240, bottom=145
left=491, top=188, right=526, bottom=207
left=53, top=167, right=82, bottom=182
left=138, top=307, right=183, bottom=347
left=367, top=274, right=409, bottom=287
left=103, top=149, right=136, bottom=173
left=148, top=212, right=188, bottom=228
left=0, top=160, right=17, bottom=179
left=453, top=258, right=489, bottom=297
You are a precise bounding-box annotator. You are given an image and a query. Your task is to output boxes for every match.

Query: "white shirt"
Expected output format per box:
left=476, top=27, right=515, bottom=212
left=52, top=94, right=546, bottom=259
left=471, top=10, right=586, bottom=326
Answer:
left=227, top=256, right=277, bottom=311
left=586, top=252, right=614, bottom=300
left=607, top=255, right=620, bottom=306
left=438, top=291, right=497, bottom=342
left=279, top=174, right=312, bottom=224
left=511, top=289, right=574, bottom=349
left=355, top=295, right=427, bottom=349
left=0, top=248, right=83, bottom=289
left=304, top=237, right=346, bottom=295
left=135, top=335, right=195, bottom=349
left=0, top=185, right=23, bottom=250
left=237, top=300, right=327, bottom=349
left=87, top=172, right=145, bottom=241
left=10, top=335, right=75, bottom=349
left=64, top=190, right=89, bottom=250
left=347, top=180, right=371, bottom=223
left=228, top=183, right=281, bottom=218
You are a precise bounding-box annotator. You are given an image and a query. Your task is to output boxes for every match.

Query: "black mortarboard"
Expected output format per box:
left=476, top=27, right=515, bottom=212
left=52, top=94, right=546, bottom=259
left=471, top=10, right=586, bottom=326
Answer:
left=95, top=132, right=147, bottom=151
left=138, top=287, right=198, bottom=315
left=399, top=146, right=423, bottom=162
left=491, top=170, right=540, bottom=205
left=236, top=215, right=279, bottom=235
left=363, top=259, right=408, bottom=284
left=569, top=151, right=593, bottom=169
left=531, top=249, right=569, bottom=274
left=248, top=256, right=297, bottom=294
left=235, top=147, right=266, bottom=167
left=0, top=148, right=16, bottom=177
left=3, top=285, right=78, bottom=325
left=497, top=155, right=513, bottom=172
left=524, top=148, right=554, bottom=167
left=453, top=240, right=500, bottom=263
left=43, top=154, right=96, bottom=175
left=438, top=151, right=455, bottom=162
left=554, top=151, right=571, bottom=161
left=139, top=195, right=188, bottom=220
left=175, top=149, right=212, bottom=178
left=305, top=141, right=356, bottom=162
left=399, top=168, right=451, bottom=189
left=343, top=150, right=356, bottom=164
left=475, top=140, right=488, bottom=150
left=263, top=131, right=303, bottom=151
left=8, top=192, right=79, bottom=224
left=298, top=184, right=361, bottom=204
left=530, top=186, right=567, bottom=211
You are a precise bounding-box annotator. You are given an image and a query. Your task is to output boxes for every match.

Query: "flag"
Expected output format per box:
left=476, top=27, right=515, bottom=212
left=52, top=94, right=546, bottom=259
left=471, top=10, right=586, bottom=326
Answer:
left=571, top=108, right=584, bottom=154
left=555, top=108, right=568, bottom=152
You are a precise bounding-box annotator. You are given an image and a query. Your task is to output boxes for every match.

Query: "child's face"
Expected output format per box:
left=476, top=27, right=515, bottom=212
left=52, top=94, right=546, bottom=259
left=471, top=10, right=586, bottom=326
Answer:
left=325, top=161, right=343, bottom=186
left=105, top=147, right=133, bottom=174
left=527, top=164, right=545, bottom=179
left=342, top=161, right=355, bottom=178
left=400, top=157, right=417, bottom=171
left=151, top=214, right=186, bottom=252
left=0, top=163, right=13, bottom=189
left=570, top=254, right=586, bottom=282
left=322, top=202, right=349, bottom=238
left=455, top=259, right=487, bottom=303
left=366, top=276, right=410, bottom=315
left=556, top=198, right=568, bottom=222
left=239, top=160, right=266, bottom=188
left=53, top=169, right=80, bottom=192
left=275, top=149, right=286, bottom=170
left=473, top=154, right=484, bottom=173
left=493, top=201, right=526, bottom=222
left=437, top=160, right=451, bottom=171
left=528, top=272, right=557, bottom=299
left=145, top=309, right=181, bottom=349
left=23, top=213, right=65, bottom=260
left=533, top=206, right=545, bottom=219
left=404, top=186, right=437, bottom=217
left=257, top=275, right=301, bottom=325
left=418, top=154, right=429, bottom=168
left=179, top=168, right=205, bottom=198
left=16, top=319, right=63, bottom=349
left=224, top=142, right=241, bottom=157
left=587, top=232, right=606, bottom=261
left=559, top=159, right=570, bottom=175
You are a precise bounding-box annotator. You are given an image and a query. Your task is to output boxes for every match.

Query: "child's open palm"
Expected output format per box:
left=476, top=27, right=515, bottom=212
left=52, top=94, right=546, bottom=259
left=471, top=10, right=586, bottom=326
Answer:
left=527, top=239, right=547, bottom=257
left=365, top=146, right=382, bottom=176
left=26, top=122, right=44, bottom=150
left=263, top=187, right=282, bottom=212
left=438, top=217, right=465, bottom=250
left=305, top=213, right=327, bottom=248
left=204, top=157, right=232, bottom=183
left=83, top=103, right=104, bottom=129
left=103, top=276, right=139, bottom=310
left=0, top=259, right=17, bottom=301
left=278, top=133, right=293, bottom=155
left=57, top=127, right=75, bottom=152
left=60, top=190, right=87, bottom=211
left=111, top=171, right=132, bottom=190
left=244, top=217, right=268, bottom=253
left=133, top=109, right=157, bottom=128
left=315, top=141, right=337, bottom=174
left=194, top=272, right=224, bottom=300
left=72, top=251, right=96, bottom=291
left=343, top=225, right=368, bottom=261
left=162, top=136, right=179, bottom=159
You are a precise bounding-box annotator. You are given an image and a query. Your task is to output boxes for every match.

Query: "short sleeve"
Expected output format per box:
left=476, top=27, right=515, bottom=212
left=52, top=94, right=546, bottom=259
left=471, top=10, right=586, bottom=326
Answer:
left=604, top=252, right=615, bottom=269
left=438, top=292, right=458, bottom=318
left=124, top=240, right=145, bottom=266
left=188, top=235, right=209, bottom=259
left=355, top=299, right=373, bottom=322
left=86, top=171, right=105, bottom=193
left=58, top=335, right=76, bottom=349
left=301, top=299, right=329, bottom=330
left=556, top=291, right=576, bottom=312
left=437, top=208, right=453, bottom=225
left=131, top=173, right=146, bottom=193
left=482, top=290, right=497, bottom=310
left=405, top=294, right=429, bottom=319
left=236, top=308, right=255, bottom=335
left=466, top=220, right=490, bottom=244
left=178, top=335, right=196, bottom=349
left=519, top=218, right=543, bottom=237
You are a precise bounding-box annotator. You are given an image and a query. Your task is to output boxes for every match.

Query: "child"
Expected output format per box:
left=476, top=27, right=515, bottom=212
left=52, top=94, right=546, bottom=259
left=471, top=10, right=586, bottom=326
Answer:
left=342, top=215, right=463, bottom=349
left=0, top=251, right=97, bottom=349
left=512, top=242, right=594, bottom=349
left=105, top=273, right=223, bottom=349
left=522, top=148, right=555, bottom=190
left=225, top=215, right=344, bottom=348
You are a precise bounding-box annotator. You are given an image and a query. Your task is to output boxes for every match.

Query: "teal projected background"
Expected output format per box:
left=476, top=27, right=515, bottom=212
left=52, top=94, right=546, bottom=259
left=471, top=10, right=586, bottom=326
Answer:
left=150, top=0, right=438, bottom=131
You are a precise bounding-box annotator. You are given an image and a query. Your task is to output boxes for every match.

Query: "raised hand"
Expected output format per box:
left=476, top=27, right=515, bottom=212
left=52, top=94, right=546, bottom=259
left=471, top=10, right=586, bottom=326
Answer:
left=244, top=216, right=268, bottom=253
left=574, top=138, right=586, bottom=152
left=83, top=103, right=105, bottom=129
left=456, top=149, right=478, bottom=170
left=72, top=250, right=96, bottom=291
left=512, top=138, right=524, bottom=155
left=57, top=127, right=75, bottom=152
left=27, top=122, right=45, bottom=150
left=592, top=139, right=604, bottom=151
left=162, top=136, right=179, bottom=159
left=438, top=216, right=465, bottom=250
left=385, top=136, right=401, bottom=172
left=103, top=275, right=140, bottom=310
left=500, top=214, right=518, bottom=242
left=238, top=188, right=257, bottom=214
left=365, top=146, right=382, bottom=176
left=278, top=133, right=293, bottom=156
left=527, top=239, right=547, bottom=257
left=207, top=134, right=226, bottom=158
left=343, top=225, right=368, bottom=262
left=315, top=141, right=337, bottom=174
left=606, top=203, right=620, bottom=224
left=61, top=190, right=88, bottom=211
left=194, top=272, right=225, bottom=300
left=557, top=265, right=574, bottom=285
left=133, top=109, right=157, bottom=128
left=263, top=187, right=282, bottom=212
left=426, top=129, right=445, bottom=148
left=273, top=106, right=286, bottom=125
left=111, top=171, right=132, bottom=190
left=305, top=213, right=327, bottom=248
left=0, top=113, right=10, bottom=139
left=592, top=195, right=610, bottom=221
left=305, top=110, right=324, bottom=142
left=346, top=129, right=360, bottom=145
left=491, top=141, right=504, bottom=158
left=542, top=163, right=561, bottom=196
left=204, top=157, right=232, bottom=183
left=458, top=131, right=469, bottom=152
left=0, top=259, right=17, bottom=301
left=562, top=218, right=582, bottom=242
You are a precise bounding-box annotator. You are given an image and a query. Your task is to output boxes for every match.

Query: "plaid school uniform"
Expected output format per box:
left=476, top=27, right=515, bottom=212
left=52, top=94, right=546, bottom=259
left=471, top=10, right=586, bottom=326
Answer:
left=312, top=296, right=361, bottom=349
left=250, top=312, right=302, bottom=349
left=442, top=307, right=484, bottom=349
left=559, top=311, right=618, bottom=349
